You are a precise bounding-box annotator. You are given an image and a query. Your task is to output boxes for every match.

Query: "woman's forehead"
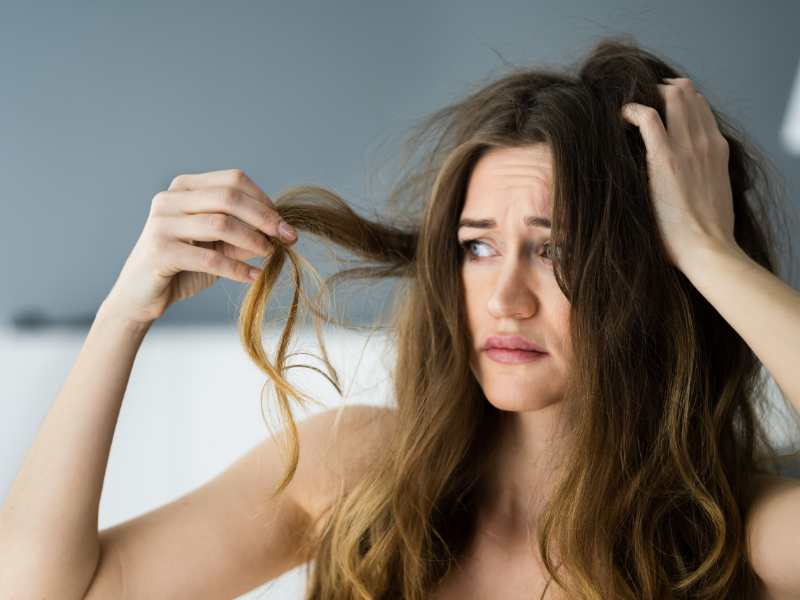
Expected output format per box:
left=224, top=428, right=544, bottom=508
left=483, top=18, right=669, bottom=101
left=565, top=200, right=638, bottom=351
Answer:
left=461, top=163, right=553, bottom=222
left=463, top=145, right=554, bottom=215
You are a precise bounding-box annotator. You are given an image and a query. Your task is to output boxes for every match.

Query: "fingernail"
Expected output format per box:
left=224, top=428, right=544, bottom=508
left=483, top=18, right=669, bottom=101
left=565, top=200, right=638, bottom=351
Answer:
left=278, top=220, right=296, bottom=241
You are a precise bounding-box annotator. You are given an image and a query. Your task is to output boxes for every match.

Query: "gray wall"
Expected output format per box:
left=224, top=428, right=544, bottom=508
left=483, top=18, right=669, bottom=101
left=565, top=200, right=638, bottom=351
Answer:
left=1, top=0, right=799, bottom=328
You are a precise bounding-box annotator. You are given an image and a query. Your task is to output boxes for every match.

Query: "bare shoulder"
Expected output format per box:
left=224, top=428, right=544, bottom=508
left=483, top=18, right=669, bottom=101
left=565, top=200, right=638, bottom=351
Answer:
left=745, top=473, right=800, bottom=598
left=287, top=403, right=398, bottom=529
left=82, top=403, right=398, bottom=600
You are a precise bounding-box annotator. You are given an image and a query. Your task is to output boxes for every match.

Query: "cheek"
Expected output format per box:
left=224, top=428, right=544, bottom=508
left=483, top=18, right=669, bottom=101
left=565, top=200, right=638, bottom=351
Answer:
left=553, top=307, right=572, bottom=358
left=460, top=272, right=487, bottom=317
left=460, top=274, right=485, bottom=350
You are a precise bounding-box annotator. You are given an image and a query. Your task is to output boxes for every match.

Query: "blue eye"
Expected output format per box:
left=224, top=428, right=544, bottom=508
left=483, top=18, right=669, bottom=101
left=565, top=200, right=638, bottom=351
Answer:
left=459, top=239, right=558, bottom=263
left=459, top=239, right=491, bottom=260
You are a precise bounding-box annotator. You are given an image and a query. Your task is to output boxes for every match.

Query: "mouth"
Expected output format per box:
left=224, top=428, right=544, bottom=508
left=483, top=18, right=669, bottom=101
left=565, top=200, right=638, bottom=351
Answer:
left=484, top=347, right=548, bottom=365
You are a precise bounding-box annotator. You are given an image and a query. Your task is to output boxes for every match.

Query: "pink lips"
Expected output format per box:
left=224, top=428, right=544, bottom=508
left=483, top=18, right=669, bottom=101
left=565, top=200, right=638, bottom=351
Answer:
left=482, top=334, right=548, bottom=365
left=482, top=334, right=547, bottom=353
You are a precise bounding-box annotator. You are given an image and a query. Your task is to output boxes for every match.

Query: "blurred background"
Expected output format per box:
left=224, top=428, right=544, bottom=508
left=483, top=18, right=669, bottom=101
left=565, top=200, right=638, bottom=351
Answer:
left=1, top=1, right=799, bottom=598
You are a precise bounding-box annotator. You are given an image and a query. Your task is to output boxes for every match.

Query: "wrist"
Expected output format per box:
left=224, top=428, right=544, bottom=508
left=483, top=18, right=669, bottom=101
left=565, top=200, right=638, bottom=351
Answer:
left=95, top=300, right=155, bottom=335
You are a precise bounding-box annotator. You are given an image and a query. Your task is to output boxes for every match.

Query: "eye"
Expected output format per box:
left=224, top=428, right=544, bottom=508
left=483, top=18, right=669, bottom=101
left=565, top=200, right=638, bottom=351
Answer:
left=541, top=241, right=560, bottom=262
left=459, top=238, right=493, bottom=261
left=458, top=239, right=559, bottom=263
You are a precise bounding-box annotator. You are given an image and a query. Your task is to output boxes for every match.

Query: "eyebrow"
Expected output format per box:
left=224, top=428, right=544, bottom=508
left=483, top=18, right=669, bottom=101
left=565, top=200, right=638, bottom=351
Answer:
left=457, top=216, right=551, bottom=231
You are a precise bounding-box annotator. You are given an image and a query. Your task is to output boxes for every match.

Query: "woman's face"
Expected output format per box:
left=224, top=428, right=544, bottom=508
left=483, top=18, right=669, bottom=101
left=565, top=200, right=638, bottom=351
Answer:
left=458, top=143, right=571, bottom=412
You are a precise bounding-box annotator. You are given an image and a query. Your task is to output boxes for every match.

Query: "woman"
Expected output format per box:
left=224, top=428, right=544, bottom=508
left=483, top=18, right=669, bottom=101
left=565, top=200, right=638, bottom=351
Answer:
left=250, top=36, right=800, bottom=599
left=236, top=36, right=800, bottom=598
left=3, top=36, right=800, bottom=599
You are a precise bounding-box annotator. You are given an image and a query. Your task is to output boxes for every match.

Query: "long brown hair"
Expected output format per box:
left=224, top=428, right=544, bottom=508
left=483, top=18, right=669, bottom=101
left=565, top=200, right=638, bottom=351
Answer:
left=238, top=35, right=800, bottom=599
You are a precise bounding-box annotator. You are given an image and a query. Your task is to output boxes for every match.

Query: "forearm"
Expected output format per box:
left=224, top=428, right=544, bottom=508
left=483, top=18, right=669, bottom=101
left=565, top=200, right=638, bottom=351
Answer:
left=678, top=239, right=800, bottom=411
left=0, top=301, right=152, bottom=598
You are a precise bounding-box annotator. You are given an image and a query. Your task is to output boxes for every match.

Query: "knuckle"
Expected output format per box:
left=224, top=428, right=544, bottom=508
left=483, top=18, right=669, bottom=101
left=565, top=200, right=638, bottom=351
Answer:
left=207, top=213, right=230, bottom=231
left=663, top=83, right=681, bottom=96
left=168, top=174, right=184, bottom=190
left=229, top=168, right=248, bottom=184
left=667, top=87, right=688, bottom=104
left=219, top=187, right=239, bottom=205
left=641, top=106, right=659, bottom=122
left=667, top=77, right=693, bottom=91
left=261, top=205, right=280, bottom=231
left=202, top=248, right=223, bottom=270
left=151, top=191, right=167, bottom=208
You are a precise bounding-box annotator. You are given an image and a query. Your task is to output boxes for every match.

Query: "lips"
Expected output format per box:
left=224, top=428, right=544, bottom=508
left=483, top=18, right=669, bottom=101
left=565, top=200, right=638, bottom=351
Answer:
left=485, top=347, right=548, bottom=364
left=483, top=334, right=547, bottom=353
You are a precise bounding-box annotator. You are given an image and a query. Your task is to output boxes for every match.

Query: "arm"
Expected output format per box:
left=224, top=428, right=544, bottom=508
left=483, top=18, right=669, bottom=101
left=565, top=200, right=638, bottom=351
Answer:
left=622, top=78, right=800, bottom=438
left=1, top=292, right=395, bottom=600
left=677, top=239, right=800, bottom=412
left=621, top=78, right=800, bottom=412
left=81, top=403, right=395, bottom=599
left=0, top=302, right=152, bottom=599
left=621, top=78, right=800, bottom=596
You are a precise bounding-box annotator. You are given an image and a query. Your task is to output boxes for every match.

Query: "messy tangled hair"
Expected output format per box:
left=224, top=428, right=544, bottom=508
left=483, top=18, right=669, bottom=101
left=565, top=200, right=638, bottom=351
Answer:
left=238, top=36, right=800, bottom=599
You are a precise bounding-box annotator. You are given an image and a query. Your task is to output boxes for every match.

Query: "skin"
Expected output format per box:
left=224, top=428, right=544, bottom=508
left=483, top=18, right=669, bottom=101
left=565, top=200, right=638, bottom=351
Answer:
left=458, top=143, right=574, bottom=542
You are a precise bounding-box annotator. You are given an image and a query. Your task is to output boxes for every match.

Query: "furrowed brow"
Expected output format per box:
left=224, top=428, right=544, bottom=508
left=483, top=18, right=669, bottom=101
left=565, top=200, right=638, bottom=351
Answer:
left=457, top=216, right=551, bottom=230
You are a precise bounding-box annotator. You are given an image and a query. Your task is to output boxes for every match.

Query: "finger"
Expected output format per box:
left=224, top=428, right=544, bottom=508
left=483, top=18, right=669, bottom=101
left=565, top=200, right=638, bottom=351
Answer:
left=191, top=238, right=269, bottom=263
left=663, top=78, right=708, bottom=140
left=168, top=169, right=297, bottom=244
left=170, top=238, right=263, bottom=284
left=152, top=187, right=295, bottom=244
left=168, top=168, right=276, bottom=209
left=167, top=168, right=298, bottom=243
left=161, top=213, right=276, bottom=259
left=693, top=91, right=723, bottom=139
left=620, top=102, right=670, bottom=160
left=218, top=239, right=275, bottom=262
left=656, top=82, right=695, bottom=149
left=664, top=77, right=723, bottom=153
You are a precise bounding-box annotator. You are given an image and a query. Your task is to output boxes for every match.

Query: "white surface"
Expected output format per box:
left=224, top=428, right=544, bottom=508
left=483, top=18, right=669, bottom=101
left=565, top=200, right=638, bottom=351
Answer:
left=0, top=322, right=395, bottom=599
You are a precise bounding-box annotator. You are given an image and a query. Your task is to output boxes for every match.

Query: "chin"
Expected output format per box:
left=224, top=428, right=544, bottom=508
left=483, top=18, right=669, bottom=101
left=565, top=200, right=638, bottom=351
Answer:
left=484, top=391, right=562, bottom=413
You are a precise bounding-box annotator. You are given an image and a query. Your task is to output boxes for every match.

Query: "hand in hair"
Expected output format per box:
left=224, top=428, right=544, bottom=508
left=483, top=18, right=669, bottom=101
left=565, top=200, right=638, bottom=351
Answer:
left=620, top=77, right=738, bottom=270
left=100, top=168, right=298, bottom=325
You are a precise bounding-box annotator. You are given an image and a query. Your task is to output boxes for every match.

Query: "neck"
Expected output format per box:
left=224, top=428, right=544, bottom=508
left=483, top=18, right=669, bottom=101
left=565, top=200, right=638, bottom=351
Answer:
left=479, top=401, right=573, bottom=537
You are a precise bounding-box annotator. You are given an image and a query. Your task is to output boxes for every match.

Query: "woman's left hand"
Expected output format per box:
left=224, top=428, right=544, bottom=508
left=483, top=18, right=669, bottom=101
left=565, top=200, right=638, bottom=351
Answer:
left=621, top=77, right=738, bottom=269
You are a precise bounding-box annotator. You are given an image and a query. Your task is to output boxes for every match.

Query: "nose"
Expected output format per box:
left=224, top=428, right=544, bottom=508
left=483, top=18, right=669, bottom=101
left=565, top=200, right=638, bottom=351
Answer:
left=486, top=259, right=539, bottom=320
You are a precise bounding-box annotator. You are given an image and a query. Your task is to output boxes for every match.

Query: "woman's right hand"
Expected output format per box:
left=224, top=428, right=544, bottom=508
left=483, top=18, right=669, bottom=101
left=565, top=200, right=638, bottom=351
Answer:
left=99, top=168, right=298, bottom=326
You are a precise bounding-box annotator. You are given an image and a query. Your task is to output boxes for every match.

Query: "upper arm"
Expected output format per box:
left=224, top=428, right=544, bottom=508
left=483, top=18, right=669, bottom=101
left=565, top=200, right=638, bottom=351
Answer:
left=746, top=474, right=800, bottom=599
left=84, top=403, right=397, bottom=600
